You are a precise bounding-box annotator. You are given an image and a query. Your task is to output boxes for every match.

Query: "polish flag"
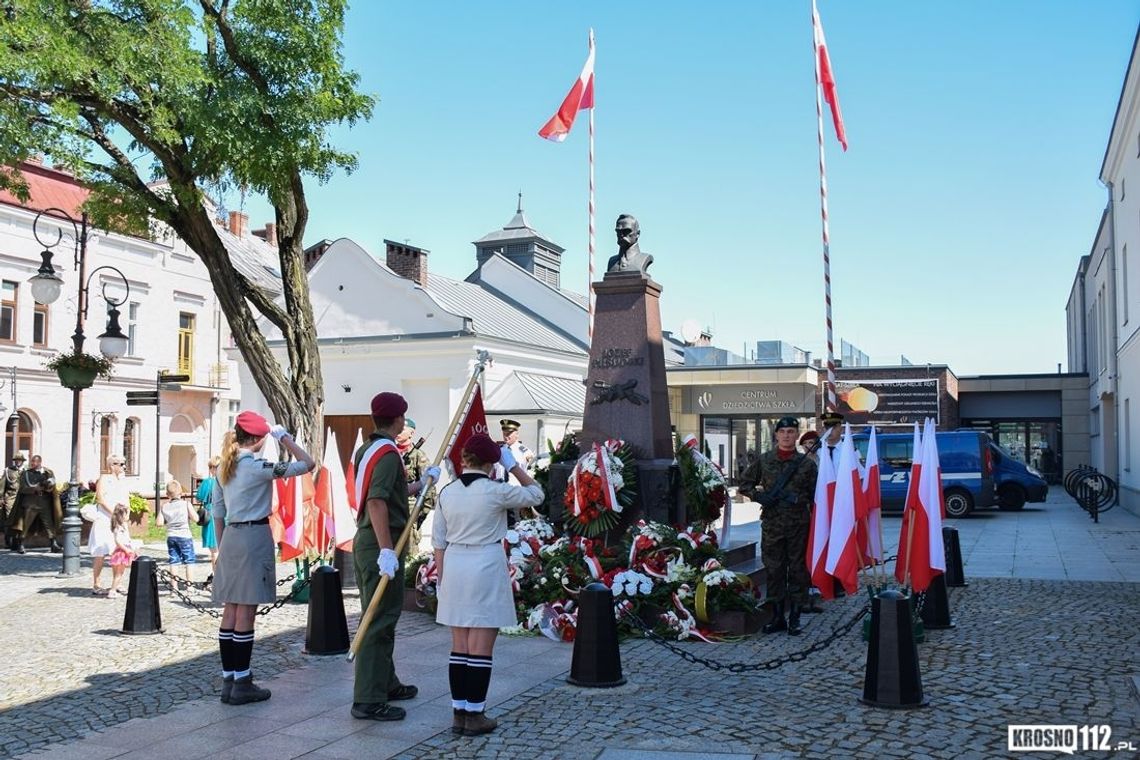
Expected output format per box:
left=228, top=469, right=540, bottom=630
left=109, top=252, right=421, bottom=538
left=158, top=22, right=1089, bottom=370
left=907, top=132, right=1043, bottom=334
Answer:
left=321, top=429, right=356, bottom=552
left=806, top=433, right=837, bottom=598
left=812, top=0, right=848, bottom=151
left=538, top=30, right=595, bottom=142
left=446, top=384, right=489, bottom=476
left=344, top=428, right=364, bottom=512
left=278, top=471, right=306, bottom=559
left=894, top=422, right=923, bottom=585
left=904, top=419, right=946, bottom=592
left=858, top=426, right=883, bottom=564
left=825, top=424, right=861, bottom=595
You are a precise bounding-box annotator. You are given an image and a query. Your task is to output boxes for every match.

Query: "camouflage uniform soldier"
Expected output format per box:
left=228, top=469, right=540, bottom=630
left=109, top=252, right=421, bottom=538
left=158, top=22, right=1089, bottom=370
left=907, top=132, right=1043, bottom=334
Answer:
left=738, top=417, right=818, bottom=636
left=2, top=452, right=25, bottom=549
left=398, top=418, right=436, bottom=555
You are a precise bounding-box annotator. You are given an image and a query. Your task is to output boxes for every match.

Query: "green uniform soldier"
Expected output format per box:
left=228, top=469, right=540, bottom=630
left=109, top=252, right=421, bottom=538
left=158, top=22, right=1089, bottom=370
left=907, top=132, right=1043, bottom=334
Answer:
left=738, top=417, right=818, bottom=636
left=10, top=455, right=62, bottom=554
left=2, top=452, right=25, bottom=550
left=398, top=417, right=437, bottom=555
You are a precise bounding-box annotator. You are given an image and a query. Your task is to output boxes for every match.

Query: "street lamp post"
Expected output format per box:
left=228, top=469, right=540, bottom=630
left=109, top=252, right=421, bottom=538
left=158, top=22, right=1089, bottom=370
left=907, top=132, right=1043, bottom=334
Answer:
left=30, top=209, right=130, bottom=576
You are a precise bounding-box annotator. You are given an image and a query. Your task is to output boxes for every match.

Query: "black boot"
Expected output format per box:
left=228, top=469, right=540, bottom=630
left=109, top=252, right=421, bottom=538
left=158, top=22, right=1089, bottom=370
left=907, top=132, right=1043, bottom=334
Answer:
left=228, top=675, right=271, bottom=705
left=3, top=531, right=10, bottom=550
left=787, top=603, right=803, bottom=636
left=49, top=538, right=62, bottom=553
left=13, top=534, right=25, bottom=554
left=762, top=601, right=787, bottom=634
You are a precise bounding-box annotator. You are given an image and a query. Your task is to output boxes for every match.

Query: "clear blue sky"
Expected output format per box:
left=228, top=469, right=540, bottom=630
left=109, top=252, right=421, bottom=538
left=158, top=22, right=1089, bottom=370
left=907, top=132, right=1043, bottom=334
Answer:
left=240, top=1, right=1139, bottom=375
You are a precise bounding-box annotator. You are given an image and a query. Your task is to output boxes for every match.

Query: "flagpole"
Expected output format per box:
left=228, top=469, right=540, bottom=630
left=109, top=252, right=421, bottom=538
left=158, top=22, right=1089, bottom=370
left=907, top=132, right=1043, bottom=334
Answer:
left=812, top=0, right=838, bottom=414
left=587, top=27, right=596, bottom=344
left=348, top=351, right=492, bottom=662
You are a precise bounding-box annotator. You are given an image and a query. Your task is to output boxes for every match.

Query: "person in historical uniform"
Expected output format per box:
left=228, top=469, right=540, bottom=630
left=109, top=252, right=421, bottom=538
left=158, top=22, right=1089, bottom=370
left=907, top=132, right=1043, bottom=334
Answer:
left=499, top=419, right=534, bottom=473
left=398, top=416, right=436, bottom=555
left=738, top=417, right=818, bottom=636
left=10, top=454, right=62, bottom=553
left=1, top=451, right=25, bottom=550
left=351, top=392, right=439, bottom=722
left=433, top=433, right=543, bottom=736
left=211, top=411, right=316, bottom=705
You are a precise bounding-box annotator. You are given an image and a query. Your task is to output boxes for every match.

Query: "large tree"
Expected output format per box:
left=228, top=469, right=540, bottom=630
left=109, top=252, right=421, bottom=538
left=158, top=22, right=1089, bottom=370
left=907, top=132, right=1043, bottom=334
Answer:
left=0, top=0, right=374, bottom=447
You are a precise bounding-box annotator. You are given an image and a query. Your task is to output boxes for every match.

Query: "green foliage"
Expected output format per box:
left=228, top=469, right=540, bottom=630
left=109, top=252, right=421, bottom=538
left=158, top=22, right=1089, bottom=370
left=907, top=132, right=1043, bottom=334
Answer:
left=44, top=350, right=115, bottom=379
left=128, top=492, right=149, bottom=515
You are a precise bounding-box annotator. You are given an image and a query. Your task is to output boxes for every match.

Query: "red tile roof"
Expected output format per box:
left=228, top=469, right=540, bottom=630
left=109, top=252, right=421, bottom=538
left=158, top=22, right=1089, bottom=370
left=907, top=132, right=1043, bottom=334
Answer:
left=0, top=161, right=90, bottom=220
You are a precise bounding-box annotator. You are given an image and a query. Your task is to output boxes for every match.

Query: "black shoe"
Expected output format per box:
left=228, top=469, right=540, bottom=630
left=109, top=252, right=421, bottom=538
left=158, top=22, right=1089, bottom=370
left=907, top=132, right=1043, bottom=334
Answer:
left=787, top=604, right=803, bottom=636
left=351, top=702, right=406, bottom=721
left=220, top=676, right=233, bottom=704
left=49, top=539, right=62, bottom=553
left=387, top=684, right=418, bottom=701
left=762, top=602, right=787, bottom=634
left=228, top=676, right=271, bottom=705
left=13, top=536, right=25, bottom=555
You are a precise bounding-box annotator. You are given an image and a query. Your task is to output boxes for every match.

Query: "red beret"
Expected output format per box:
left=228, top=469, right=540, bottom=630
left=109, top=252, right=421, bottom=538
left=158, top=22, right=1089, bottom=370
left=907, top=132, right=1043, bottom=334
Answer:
left=371, top=392, right=408, bottom=418
left=799, top=430, right=820, bottom=446
left=463, top=433, right=501, bottom=465
left=235, top=410, right=270, bottom=437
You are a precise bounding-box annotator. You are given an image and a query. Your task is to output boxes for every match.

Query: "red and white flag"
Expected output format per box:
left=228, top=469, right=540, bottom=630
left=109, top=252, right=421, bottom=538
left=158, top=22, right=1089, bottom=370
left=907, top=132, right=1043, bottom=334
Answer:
left=807, top=433, right=837, bottom=598
left=825, top=424, right=861, bottom=594
left=894, top=422, right=923, bottom=585
left=812, top=0, right=848, bottom=151
left=278, top=471, right=306, bottom=560
left=538, top=30, right=595, bottom=142
left=344, top=428, right=364, bottom=513
left=322, top=429, right=356, bottom=551
left=858, top=426, right=883, bottom=563
left=446, top=383, right=490, bottom=476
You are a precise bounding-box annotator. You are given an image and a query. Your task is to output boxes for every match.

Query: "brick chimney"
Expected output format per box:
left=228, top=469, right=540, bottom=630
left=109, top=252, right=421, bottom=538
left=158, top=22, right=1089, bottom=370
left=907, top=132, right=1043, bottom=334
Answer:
left=252, top=222, right=277, bottom=247
left=384, top=240, right=429, bottom=288
left=227, top=210, right=248, bottom=238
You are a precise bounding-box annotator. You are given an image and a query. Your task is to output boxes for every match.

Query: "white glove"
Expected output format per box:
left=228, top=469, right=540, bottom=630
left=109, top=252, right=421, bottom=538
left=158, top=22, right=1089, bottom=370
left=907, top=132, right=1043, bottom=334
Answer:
left=269, top=424, right=290, bottom=441
left=377, top=548, right=399, bottom=580
left=421, top=466, right=441, bottom=485
left=499, top=445, right=517, bottom=471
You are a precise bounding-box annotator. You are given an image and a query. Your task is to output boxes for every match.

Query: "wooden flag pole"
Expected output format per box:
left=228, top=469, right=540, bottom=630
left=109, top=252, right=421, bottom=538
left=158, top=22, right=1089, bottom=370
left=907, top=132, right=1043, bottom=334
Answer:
left=347, top=352, right=491, bottom=662
left=902, top=505, right=916, bottom=591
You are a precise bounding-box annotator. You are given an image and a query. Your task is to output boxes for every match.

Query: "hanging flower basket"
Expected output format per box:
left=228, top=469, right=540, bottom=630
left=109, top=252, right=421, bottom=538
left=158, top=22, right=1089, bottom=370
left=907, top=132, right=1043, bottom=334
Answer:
left=45, top=351, right=114, bottom=389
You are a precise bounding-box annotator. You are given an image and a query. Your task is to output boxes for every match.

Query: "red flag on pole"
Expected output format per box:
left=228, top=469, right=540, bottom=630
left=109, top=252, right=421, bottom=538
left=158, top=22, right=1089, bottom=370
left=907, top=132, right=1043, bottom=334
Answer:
left=812, top=1, right=848, bottom=151
left=446, top=384, right=490, bottom=475
left=858, top=426, right=883, bottom=564
left=538, top=31, right=595, bottom=142
left=894, top=423, right=923, bottom=585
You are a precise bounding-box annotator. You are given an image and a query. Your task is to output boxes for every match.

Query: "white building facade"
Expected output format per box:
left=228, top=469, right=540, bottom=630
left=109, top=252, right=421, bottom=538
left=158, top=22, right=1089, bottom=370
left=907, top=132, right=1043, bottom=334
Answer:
left=1067, top=27, right=1140, bottom=514
left=0, top=161, right=268, bottom=496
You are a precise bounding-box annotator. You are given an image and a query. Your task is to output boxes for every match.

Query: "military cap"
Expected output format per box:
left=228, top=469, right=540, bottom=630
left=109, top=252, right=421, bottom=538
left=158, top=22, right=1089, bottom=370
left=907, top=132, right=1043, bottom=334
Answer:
left=799, top=430, right=820, bottom=447
left=774, top=416, right=799, bottom=431
left=820, top=411, right=845, bottom=427
left=404, top=416, right=416, bottom=430
left=499, top=418, right=521, bottom=433
left=12, top=451, right=25, bottom=462
left=463, top=433, right=501, bottom=464
left=371, top=392, right=408, bottom=418
left=235, top=410, right=270, bottom=437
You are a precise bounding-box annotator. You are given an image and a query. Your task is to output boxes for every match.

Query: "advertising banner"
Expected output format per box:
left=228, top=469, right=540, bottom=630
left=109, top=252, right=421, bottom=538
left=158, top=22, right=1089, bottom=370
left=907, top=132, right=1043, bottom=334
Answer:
left=835, top=378, right=939, bottom=425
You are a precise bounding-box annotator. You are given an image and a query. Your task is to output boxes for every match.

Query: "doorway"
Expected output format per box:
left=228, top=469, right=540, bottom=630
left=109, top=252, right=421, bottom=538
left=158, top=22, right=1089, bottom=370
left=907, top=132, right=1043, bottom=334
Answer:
left=168, top=445, right=197, bottom=496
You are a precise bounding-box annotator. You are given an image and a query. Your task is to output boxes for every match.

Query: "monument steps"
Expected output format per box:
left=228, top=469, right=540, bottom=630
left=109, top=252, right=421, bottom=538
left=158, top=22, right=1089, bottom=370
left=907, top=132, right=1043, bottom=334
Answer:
left=722, top=539, right=766, bottom=591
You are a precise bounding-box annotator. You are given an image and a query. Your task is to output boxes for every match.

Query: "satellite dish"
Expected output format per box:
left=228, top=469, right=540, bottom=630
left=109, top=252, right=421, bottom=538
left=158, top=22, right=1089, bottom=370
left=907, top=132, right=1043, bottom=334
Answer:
left=680, top=319, right=702, bottom=344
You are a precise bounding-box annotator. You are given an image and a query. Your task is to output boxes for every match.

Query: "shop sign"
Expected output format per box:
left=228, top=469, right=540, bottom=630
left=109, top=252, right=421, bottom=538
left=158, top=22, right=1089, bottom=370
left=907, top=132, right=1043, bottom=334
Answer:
left=835, top=378, right=940, bottom=424
left=683, top=384, right=814, bottom=415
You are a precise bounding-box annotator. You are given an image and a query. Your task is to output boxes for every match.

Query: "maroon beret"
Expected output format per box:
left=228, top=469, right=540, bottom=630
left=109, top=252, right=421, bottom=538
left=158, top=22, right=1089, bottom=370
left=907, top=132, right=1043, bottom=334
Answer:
left=463, top=433, right=501, bottom=465
left=799, top=430, right=820, bottom=446
left=235, top=410, right=270, bottom=437
left=371, top=392, right=408, bottom=418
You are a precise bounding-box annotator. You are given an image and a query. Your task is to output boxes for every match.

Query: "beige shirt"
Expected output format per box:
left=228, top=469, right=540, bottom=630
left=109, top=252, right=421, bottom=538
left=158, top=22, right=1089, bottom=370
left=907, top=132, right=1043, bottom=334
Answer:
left=432, top=472, right=543, bottom=549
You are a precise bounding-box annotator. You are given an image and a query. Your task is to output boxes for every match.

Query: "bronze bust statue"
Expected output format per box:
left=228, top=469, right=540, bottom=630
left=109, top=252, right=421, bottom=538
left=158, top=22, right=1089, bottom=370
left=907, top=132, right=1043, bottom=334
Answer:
left=606, top=214, right=653, bottom=276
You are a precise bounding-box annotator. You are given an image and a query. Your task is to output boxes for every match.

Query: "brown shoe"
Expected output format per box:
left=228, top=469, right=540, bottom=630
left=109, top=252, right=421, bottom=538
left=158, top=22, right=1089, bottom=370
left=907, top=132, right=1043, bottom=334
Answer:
left=452, top=709, right=466, bottom=734
left=462, top=711, right=497, bottom=736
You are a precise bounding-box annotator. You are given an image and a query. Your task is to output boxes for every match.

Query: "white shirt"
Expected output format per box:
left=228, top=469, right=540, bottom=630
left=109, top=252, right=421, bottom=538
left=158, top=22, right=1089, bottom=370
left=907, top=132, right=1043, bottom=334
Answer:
left=432, top=472, right=544, bottom=549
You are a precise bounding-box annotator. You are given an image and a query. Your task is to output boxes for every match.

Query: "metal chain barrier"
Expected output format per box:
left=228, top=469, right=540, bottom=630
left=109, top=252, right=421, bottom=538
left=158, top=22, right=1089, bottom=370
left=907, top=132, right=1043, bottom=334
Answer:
left=153, top=568, right=309, bottom=618
left=617, top=601, right=870, bottom=673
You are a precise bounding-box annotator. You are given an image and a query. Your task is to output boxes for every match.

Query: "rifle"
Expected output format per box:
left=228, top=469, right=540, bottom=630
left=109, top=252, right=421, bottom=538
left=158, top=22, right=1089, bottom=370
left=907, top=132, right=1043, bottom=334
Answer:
left=752, top=438, right=821, bottom=509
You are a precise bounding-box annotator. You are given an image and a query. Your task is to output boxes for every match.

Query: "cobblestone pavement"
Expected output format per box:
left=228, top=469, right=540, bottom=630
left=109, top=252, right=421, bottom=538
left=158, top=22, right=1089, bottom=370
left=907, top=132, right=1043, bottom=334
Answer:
left=0, top=545, right=436, bottom=758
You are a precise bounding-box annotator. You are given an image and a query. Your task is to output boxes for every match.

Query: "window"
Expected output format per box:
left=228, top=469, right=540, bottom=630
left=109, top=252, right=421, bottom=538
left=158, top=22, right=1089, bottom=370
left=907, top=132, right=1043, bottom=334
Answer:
left=32, top=303, right=48, bottom=347
left=127, top=302, right=139, bottom=356
left=227, top=399, right=240, bottom=430
left=177, top=312, right=196, bottom=377
left=880, top=439, right=913, bottom=467
left=99, top=417, right=113, bottom=474
left=4, top=411, right=33, bottom=462
left=1124, top=245, right=1130, bottom=325
left=1098, top=289, right=1108, bottom=373
left=123, top=417, right=138, bottom=476
left=0, top=280, right=17, bottom=342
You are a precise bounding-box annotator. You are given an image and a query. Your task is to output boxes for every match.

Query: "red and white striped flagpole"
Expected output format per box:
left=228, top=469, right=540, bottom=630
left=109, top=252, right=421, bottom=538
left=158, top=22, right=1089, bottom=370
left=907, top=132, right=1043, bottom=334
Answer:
left=812, top=0, right=837, bottom=413
left=587, top=27, right=596, bottom=344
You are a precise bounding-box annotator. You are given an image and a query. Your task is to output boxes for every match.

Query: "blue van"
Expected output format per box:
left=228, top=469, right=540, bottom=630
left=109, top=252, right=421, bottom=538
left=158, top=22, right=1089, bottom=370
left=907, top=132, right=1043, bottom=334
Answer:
left=851, top=430, right=996, bottom=518
left=988, top=442, right=1048, bottom=510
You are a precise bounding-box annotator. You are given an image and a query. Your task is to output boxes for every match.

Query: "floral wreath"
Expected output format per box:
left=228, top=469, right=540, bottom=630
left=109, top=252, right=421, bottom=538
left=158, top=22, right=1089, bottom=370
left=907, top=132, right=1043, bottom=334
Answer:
left=676, top=434, right=729, bottom=527
left=563, top=439, right=636, bottom=537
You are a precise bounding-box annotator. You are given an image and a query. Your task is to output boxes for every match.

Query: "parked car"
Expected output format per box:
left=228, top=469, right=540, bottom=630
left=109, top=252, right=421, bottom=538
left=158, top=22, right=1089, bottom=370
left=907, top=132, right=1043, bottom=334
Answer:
left=851, top=430, right=996, bottom=518
left=989, top=442, right=1048, bottom=510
